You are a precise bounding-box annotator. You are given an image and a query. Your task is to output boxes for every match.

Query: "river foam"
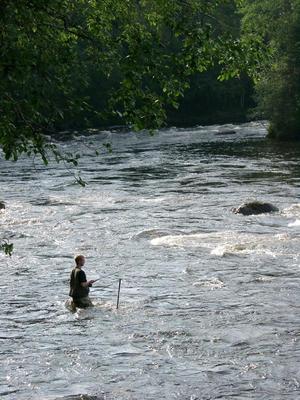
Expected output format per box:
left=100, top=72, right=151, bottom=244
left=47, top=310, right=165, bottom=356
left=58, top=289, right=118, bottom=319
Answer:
left=282, top=203, right=300, bottom=217
left=1, top=122, right=300, bottom=400
left=288, top=219, right=300, bottom=227
left=151, top=230, right=297, bottom=257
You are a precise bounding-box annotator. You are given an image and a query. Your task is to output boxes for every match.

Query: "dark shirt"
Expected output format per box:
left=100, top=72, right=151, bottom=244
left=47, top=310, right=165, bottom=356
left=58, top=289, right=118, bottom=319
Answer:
left=69, top=267, right=89, bottom=299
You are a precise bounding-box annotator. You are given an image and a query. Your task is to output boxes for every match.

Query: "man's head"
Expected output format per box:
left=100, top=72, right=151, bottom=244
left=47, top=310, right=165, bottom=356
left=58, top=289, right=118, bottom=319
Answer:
left=75, top=255, right=85, bottom=267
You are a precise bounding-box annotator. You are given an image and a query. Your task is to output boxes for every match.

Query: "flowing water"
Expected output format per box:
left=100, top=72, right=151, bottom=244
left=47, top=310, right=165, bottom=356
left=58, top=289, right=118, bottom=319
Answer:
left=0, top=122, right=300, bottom=400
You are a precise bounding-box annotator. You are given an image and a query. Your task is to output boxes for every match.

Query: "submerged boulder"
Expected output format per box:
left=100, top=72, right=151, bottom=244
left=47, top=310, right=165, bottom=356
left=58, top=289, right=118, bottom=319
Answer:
left=0, top=201, right=5, bottom=210
left=232, top=201, right=279, bottom=215
left=216, top=129, right=236, bottom=135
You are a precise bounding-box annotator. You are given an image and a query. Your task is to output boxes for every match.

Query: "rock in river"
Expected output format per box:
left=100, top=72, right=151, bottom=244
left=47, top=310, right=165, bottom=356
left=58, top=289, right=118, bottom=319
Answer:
left=216, top=129, right=236, bottom=135
left=232, top=201, right=279, bottom=215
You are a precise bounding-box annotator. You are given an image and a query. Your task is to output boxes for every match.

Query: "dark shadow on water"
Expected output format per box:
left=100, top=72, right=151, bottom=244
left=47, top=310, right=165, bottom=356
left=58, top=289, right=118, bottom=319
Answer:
left=162, top=138, right=300, bottom=161
left=54, top=395, right=104, bottom=400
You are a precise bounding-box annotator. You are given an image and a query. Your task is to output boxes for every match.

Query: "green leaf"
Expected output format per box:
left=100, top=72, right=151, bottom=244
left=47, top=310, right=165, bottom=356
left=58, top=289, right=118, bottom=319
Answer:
left=1, top=240, right=14, bottom=256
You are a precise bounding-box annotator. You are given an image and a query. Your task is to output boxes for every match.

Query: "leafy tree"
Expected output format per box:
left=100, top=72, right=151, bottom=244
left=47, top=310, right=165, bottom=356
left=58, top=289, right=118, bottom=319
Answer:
left=1, top=0, right=255, bottom=164
left=1, top=0, right=90, bottom=163
left=240, top=0, right=300, bottom=139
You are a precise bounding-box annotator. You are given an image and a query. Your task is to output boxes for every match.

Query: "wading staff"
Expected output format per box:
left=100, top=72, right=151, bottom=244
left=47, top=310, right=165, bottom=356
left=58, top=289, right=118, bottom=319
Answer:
left=116, top=278, right=122, bottom=309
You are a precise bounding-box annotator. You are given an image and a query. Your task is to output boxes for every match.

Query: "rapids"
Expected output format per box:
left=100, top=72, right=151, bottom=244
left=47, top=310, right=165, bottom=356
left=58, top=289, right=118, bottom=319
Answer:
left=0, top=122, right=299, bottom=399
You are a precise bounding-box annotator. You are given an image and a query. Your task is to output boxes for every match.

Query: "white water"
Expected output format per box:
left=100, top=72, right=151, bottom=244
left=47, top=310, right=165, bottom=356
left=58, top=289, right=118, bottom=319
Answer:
left=0, top=122, right=300, bottom=400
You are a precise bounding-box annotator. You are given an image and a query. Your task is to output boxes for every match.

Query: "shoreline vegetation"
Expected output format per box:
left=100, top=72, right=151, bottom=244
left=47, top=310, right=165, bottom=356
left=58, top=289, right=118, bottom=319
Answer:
left=2, top=1, right=300, bottom=165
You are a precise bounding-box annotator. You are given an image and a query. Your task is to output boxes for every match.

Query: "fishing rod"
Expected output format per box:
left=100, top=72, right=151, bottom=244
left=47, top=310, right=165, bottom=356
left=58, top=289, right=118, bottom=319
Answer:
left=92, top=278, right=122, bottom=309
left=90, top=255, right=140, bottom=309
left=92, top=262, right=133, bottom=309
left=116, top=278, right=122, bottom=309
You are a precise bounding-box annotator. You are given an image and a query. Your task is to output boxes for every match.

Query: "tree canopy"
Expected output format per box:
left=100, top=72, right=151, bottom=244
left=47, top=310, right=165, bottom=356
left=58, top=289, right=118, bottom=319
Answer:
left=1, top=0, right=258, bottom=163
left=1, top=0, right=299, bottom=167
left=240, top=0, right=300, bottom=139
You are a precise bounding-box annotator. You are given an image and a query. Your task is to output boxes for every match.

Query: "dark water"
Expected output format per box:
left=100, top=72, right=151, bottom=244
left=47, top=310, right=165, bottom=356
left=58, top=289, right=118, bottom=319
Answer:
left=0, top=122, right=300, bottom=400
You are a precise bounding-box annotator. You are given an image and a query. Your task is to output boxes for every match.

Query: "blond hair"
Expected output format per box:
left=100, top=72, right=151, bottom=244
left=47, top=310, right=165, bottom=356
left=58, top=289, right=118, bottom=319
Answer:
left=75, top=254, right=85, bottom=266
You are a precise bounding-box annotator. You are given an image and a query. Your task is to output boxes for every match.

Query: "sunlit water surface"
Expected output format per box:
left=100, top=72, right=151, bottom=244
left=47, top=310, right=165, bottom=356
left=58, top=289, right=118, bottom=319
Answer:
left=0, top=122, right=300, bottom=400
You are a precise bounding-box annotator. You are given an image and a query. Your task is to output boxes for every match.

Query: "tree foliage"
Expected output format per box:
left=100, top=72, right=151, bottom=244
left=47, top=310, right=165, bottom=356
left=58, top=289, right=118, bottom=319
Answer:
left=1, top=0, right=258, bottom=164
left=0, top=240, right=13, bottom=257
left=3, top=0, right=299, bottom=157
left=1, top=0, right=90, bottom=162
left=240, top=0, right=300, bottom=139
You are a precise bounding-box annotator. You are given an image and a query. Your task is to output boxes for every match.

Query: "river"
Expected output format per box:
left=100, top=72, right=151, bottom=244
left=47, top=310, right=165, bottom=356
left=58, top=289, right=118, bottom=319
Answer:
left=0, top=122, right=299, bottom=400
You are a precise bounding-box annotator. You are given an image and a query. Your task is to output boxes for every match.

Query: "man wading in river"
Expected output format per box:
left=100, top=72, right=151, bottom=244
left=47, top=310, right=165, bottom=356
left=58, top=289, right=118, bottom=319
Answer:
left=69, top=255, right=96, bottom=309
